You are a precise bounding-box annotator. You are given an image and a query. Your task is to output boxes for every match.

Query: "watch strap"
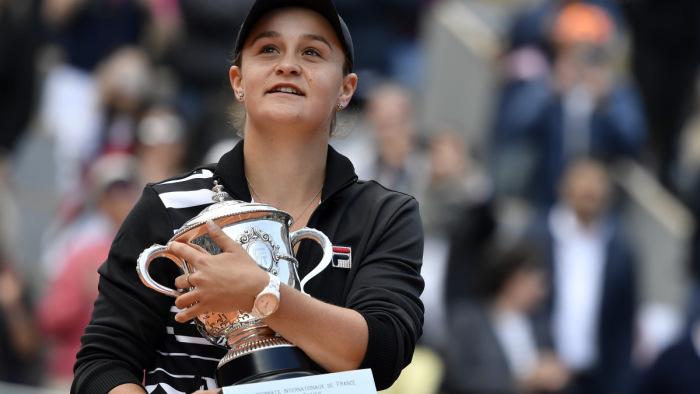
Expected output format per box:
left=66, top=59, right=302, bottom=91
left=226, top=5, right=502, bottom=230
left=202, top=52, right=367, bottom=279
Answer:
left=250, top=272, right=280, bottom=319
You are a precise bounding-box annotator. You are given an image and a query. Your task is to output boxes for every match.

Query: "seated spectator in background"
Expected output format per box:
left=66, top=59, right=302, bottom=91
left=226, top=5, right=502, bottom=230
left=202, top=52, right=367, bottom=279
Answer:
left=528, top=158, right=638, bottom=394
left=631, top=315, right=700, bottom=394
left=93, top=46, right=153, bottom=160
left=133, top=104, right=188, bottom=186
left=430, top=128, right=497, bottom=309
left=36, top=153, right=139, bottom=391
left=491, top=1, right=646, bottom=209
left=441, top=240, right=569, bottom=394
left=415, top=128, right=492, bottom=354
left=353, top=81, right=428, bottom=195
left=417, top=128, right=492, bottom=238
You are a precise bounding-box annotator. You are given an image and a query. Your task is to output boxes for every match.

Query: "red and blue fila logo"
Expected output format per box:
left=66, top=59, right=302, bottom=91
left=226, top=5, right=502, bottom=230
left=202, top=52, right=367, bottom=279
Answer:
left=332, top=246, right=352, bottom=269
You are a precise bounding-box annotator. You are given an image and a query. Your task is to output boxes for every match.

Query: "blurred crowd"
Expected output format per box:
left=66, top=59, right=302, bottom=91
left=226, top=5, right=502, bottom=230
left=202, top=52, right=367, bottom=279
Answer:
left=2, top=0, right=700, bottom=393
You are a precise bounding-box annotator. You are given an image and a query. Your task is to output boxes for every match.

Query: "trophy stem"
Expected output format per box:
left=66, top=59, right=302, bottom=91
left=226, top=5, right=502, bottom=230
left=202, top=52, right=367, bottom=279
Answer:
left=214, top=316, right=325, bottom=387
left=216, top=346, right=325, bottom=387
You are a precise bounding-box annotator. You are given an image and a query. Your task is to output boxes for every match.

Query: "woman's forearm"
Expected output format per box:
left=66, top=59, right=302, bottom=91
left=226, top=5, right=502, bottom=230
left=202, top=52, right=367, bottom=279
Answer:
left=264, top=285, right=369, bottom=372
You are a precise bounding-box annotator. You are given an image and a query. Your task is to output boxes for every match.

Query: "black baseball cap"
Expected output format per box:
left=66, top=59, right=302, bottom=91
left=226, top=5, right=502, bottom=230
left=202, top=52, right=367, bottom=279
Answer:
left=234, top=0, right=354, bottom=72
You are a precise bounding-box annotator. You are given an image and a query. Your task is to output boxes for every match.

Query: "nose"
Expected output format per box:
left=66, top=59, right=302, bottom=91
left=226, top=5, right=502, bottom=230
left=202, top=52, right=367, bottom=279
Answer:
left=276, top=54, right=301, bottom=75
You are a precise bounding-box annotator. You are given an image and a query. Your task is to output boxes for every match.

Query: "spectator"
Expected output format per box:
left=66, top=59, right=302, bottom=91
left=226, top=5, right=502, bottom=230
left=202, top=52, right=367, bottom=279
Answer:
left=412, top=128, right=493, bottom=355
left=528, top=158, right=638, bottom=394
left=352, top=81, right=428, bottom=195
left=422, top=129, right=497, bottom=340
left=36, top=153, right=140, bottom=391
left=441, top=240, right=570, bottom=394
left=93, top=46, right=154, bottom=159
left=417, top=128, right=492, bottom=237
left=491, top=1, right=646, bottom=209
left=133, top=104, right=188, bottom=186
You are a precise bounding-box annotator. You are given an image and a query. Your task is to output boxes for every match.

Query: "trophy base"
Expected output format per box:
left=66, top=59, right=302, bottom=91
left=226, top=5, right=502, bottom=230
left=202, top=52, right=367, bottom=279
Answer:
left=216, top=345, right=325, bottom=387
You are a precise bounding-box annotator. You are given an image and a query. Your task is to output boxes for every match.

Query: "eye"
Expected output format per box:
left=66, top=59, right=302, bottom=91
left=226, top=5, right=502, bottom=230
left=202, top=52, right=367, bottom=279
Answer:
left=302, top=48, right=322, bottom=57
left=260, top=45, right=278, bottom=54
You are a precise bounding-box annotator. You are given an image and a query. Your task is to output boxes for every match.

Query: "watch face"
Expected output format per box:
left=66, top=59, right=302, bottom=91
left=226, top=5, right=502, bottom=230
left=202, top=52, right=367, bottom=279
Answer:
left=255, top=293, right=279, bottom=315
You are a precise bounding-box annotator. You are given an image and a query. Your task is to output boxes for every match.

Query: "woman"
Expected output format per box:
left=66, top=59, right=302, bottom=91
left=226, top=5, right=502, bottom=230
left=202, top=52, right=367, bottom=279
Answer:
left=442, top=241, right=569, bottom=394
left=71, top=1, right=425, bottom=393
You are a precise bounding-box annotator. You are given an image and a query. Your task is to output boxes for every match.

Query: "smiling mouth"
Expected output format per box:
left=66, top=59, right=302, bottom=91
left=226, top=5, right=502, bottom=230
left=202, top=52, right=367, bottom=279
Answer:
left=268, top=86, right=305, bottom=96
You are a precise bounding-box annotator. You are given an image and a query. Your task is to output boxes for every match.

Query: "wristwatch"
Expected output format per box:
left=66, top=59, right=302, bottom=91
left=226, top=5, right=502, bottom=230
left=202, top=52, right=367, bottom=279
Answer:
left=250, top=272, right=280, bottom=319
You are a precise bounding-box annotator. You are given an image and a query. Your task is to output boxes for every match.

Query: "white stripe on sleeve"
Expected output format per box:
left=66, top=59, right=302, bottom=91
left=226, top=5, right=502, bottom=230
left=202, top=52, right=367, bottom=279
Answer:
left=160, top=189, right=215, bottom=209
left=161, top=170, right=214, bottom=185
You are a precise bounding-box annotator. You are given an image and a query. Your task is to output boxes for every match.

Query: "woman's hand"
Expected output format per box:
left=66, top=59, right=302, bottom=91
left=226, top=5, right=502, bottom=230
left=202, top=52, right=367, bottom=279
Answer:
left=170, top=220, right=269, bottom=323
left=170, top=222, right=368, bottom=374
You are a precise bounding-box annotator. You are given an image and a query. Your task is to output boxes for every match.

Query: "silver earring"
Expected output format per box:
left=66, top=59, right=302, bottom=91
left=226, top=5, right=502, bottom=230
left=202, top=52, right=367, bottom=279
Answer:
left=239, top=93, right=244, bottom=99
left=337, top=102, right=343, bottom=109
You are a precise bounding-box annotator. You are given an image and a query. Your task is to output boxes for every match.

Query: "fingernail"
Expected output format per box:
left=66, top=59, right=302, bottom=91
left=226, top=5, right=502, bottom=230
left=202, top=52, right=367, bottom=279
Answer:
left=206, top=220, right=217, bottom=231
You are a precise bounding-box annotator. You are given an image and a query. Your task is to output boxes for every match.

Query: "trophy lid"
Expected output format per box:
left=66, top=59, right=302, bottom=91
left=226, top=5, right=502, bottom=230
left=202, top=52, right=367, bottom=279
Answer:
left=170, top=181, right=292, bottom=242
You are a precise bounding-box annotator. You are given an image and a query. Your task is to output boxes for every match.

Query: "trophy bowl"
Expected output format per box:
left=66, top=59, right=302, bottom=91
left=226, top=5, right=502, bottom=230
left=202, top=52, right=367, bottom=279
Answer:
left=136, top=181, right=332, bottom=386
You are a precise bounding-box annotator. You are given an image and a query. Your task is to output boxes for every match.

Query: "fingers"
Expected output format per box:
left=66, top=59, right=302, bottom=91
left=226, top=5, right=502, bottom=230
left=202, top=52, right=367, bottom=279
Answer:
left=167, top=221, right=244, bottom=267
left=174, top=291, right=201, bottom=322
left=174, top=286, right=196, bottom=308
left=175, top=302, right=201, bottom=323
left=174, top=272, right=194, bottom=290
left=168, top=241, right=202, bottom=266
left=206, top=220, right=241, bottom=253
left=188, top=242, right=209, bottom=255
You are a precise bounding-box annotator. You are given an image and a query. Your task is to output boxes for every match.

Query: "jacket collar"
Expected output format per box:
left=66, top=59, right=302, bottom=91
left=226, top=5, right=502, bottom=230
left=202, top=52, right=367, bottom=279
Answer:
left=213, top=139, right=358, bottom=202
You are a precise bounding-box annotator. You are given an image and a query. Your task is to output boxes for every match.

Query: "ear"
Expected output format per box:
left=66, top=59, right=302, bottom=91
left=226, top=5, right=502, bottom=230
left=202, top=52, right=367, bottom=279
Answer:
left=337, top=73, right=358, bottom=108
left=230, top=65, right=244, bottom=101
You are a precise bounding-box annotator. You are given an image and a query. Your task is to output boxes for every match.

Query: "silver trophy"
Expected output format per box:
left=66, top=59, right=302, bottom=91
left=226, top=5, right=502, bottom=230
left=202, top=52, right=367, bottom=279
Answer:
left=137, top=181, right=332, bottom=386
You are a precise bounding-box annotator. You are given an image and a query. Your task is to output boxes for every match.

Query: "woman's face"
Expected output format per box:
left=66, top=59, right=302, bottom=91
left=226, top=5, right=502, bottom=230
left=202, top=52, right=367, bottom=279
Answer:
left=509, top=268, right=547, bottom=312
left=230, top=7, right=356, bottom=135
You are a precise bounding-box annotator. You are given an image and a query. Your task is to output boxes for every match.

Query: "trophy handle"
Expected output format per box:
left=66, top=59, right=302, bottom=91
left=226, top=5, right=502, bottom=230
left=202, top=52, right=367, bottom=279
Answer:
left=290, top=228, right=333, bottom=295
left=136, top=244, right=188, bottom=297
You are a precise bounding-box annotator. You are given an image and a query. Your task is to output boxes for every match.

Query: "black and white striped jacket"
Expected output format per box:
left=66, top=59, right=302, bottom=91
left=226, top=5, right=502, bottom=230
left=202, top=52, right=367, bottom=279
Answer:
left=73, top=141, right=425, bottom=393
